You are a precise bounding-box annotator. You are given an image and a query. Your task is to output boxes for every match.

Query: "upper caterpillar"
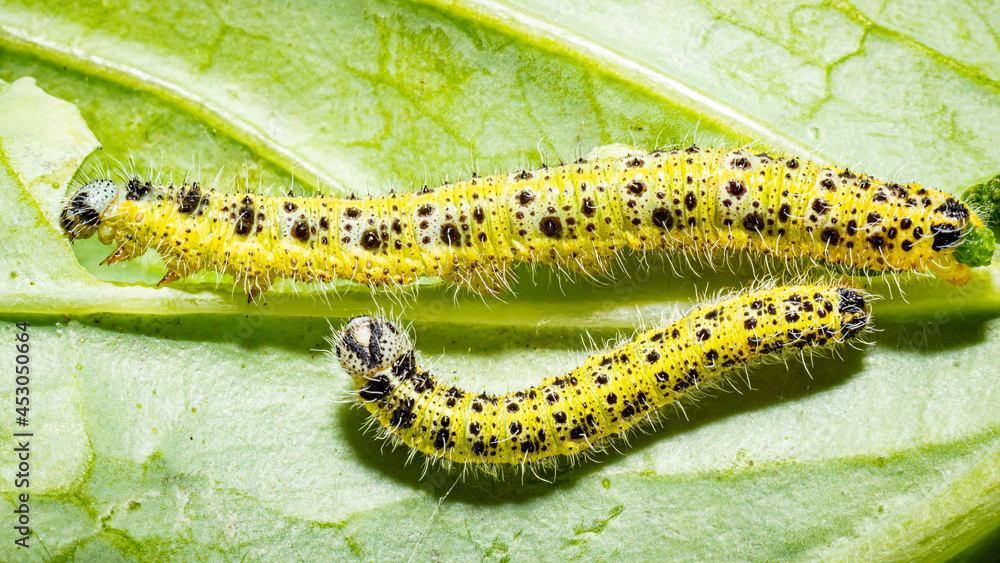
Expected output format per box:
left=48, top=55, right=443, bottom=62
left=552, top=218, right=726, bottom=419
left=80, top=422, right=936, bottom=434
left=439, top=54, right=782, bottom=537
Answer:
left=332, top=284, right=870, bottom=471
left=60, top=145, right=993, bottom=301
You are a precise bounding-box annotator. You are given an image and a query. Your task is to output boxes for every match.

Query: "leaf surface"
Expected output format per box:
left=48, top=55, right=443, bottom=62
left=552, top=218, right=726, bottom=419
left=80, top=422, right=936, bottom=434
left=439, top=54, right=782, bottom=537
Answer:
left=1, top=1, right=999, bottom=560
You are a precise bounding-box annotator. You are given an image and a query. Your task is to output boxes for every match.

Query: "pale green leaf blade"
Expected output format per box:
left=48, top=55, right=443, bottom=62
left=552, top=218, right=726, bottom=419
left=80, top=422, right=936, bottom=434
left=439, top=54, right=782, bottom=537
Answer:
left=1, top=1, right=999, bottom=561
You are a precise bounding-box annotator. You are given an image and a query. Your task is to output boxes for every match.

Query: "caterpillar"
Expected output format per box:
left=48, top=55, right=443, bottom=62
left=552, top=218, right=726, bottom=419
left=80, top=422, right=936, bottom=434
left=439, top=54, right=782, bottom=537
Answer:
left=331, top=284, right=870, bottom=471
left=60, top=146, right=993, bottom=301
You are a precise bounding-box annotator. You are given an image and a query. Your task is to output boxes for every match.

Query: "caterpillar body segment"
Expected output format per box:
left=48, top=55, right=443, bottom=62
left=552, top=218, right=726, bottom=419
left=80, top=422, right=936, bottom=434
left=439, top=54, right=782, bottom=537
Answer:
left=61, top=147, right=991, bottom=300
left=332, top=284, right=870, bottom=470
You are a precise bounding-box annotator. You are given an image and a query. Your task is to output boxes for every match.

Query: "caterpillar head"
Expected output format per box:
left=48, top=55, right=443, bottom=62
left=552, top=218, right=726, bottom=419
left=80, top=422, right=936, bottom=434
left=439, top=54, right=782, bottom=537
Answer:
left=336, top=316, right=411, bottom=378
left=919, top=196, right=994, bottom=284
left=835, top=287, right=870, bottom=339
left=60, top=180, right=119, bottom=241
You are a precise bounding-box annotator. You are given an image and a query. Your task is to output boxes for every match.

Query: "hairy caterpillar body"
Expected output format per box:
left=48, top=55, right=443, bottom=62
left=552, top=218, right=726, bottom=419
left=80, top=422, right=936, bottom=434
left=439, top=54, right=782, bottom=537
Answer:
left=61, top=146, right=992, bottom=300
left=332, top=284, right=869, bottom=470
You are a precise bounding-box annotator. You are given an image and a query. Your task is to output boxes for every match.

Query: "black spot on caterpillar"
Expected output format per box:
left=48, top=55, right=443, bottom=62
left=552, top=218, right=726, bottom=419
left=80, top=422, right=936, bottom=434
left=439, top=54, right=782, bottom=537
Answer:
left=331, top=284, right=870, bottom=471
left=62, top=145, right=991, bottom=301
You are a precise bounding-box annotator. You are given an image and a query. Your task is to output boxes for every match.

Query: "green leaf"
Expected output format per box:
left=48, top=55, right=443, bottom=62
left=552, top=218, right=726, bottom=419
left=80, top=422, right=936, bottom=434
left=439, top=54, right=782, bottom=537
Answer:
left=2, top=1, right=1000, bottom=560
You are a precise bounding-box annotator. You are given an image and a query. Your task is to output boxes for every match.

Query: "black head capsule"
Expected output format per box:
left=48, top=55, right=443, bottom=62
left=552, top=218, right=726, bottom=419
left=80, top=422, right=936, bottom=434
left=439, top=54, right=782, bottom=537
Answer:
left=335, top=316, right=411, bottom=378
left=835, top=287, right=866, bottom=314
left=835, top=288, right=870, bottom=338
left=60, top=180, right=120, bottom=240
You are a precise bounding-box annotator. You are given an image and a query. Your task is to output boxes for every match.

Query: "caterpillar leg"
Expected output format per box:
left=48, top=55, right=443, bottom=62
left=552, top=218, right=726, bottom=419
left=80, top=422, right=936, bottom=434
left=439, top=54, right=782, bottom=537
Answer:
left=247, top=286, right=263, bottom=304
left=246, top=276, right=274, bottom=303
left=441, top=261, right=511, bottom=295
left=228, top=267, right=275, bottom=303
left=100, top=243, right=142, bottom=265
left=156, top=253, right=211, bottom=288
left=939, top=264, right=972, bottom=286
left=558, top=252, right=612, bottom=280
left=156, top=270, right=184, bottom=286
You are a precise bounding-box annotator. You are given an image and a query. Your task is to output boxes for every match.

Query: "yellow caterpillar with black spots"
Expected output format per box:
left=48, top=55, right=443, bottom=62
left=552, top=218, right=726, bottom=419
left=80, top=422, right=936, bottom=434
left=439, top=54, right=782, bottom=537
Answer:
left=60, top=145, right=993, bottom=301
left=332, top=284, right=869, bottom=470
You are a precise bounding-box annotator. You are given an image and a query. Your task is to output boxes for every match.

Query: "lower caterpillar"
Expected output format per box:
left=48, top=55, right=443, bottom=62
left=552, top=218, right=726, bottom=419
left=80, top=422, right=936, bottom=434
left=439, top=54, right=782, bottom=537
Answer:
left=60, top=146, right=992, bottom=301
left=331, top=284, right=870, bottom=472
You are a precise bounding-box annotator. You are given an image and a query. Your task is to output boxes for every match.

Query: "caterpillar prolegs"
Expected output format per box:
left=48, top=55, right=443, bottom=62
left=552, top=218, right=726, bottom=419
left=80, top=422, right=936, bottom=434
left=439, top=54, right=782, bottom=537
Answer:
left=60, top=146, right=993, bottom=301
left=332, top=284, right=870, bottom=470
